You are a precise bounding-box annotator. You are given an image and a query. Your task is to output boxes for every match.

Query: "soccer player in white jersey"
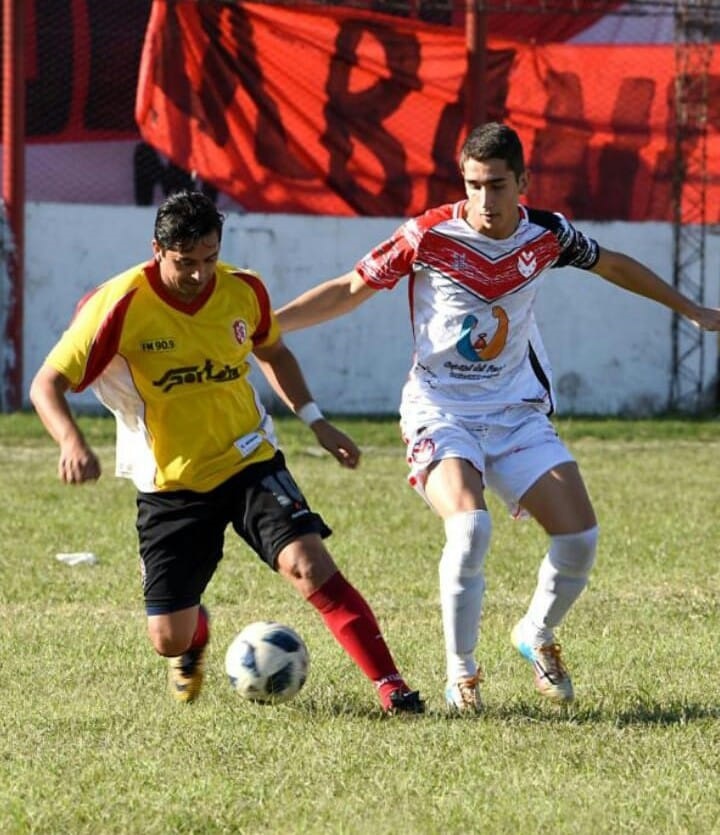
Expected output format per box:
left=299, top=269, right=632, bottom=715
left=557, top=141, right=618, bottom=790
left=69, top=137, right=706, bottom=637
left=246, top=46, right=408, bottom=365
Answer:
left=29, top=190, right=424, bottom=715
left=276, top=122, right=720, bottom=711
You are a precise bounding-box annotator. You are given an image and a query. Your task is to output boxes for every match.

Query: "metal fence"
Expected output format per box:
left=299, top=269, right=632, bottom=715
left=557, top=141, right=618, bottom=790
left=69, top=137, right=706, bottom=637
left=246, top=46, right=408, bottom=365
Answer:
left=4, top=0, right=717, bottom=210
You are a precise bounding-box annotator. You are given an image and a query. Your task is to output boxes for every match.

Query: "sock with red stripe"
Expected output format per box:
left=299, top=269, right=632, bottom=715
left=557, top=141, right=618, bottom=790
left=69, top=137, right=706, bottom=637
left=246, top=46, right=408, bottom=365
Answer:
left=189, top=604, right=210, bottom=651
left=307, top=571, right=409, bottom=709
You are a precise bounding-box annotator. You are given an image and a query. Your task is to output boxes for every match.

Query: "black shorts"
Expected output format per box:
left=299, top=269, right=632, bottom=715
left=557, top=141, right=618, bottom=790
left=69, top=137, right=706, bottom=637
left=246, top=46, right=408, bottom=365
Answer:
left=136, top=451, right=331, bottom=615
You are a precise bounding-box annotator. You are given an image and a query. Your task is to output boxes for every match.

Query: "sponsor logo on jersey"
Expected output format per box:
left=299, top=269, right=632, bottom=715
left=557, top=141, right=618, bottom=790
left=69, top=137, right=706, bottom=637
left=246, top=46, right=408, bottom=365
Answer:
left=141, top=337, right=176, bottom=352
left=233, top=319, right=248, bottom=344
left=456, top=307, right=509, bottom=362
left=153, top=359, right=241, bottom=392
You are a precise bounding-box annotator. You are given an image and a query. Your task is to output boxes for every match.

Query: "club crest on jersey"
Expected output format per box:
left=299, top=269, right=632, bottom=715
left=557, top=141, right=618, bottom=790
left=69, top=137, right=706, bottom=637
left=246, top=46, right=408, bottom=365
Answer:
left=233, top=319, right=249, bottom=344
left=517, top=250, right=537, bottom=278
left=411, top=437, right=436, bottom=465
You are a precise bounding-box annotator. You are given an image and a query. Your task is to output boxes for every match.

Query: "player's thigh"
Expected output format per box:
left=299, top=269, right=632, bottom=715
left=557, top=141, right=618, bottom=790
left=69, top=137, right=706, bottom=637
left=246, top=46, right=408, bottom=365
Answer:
left=484, top=408, right=575, bottom=520
left=136, top=489, right=225, bottom=615
left=424, top=457, right=487, bottom=518
left=520, top=460, right=597, bottom=535
left=230, top=452, right=332, bottom=571
left=403, top=414, right=487, bottom=518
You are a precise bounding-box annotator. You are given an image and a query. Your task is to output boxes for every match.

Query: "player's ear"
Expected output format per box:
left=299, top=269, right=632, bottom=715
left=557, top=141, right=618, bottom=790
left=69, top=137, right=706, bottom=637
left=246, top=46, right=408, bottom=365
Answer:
left=518, top=170, right=530, bottom=195
left=151, top=240, right=162, bottom=262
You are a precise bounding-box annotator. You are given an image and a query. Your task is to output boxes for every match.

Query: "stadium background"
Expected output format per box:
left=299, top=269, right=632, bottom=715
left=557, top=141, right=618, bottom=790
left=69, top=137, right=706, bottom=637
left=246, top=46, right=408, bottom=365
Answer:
left=1, top=0, right=719, bottom=414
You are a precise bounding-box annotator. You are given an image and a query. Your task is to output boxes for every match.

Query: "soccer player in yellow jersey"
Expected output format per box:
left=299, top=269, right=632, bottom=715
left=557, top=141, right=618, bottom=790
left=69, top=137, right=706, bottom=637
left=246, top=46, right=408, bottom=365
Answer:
left=30, top=190, right=424, bottom=714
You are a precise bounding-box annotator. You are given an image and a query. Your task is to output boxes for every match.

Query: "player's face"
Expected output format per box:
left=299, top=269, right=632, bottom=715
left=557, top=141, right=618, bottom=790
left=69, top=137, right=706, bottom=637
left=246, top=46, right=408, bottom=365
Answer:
left=153, top=233, right=220, bottom=302
left=462, top=158, right=527, bottom=240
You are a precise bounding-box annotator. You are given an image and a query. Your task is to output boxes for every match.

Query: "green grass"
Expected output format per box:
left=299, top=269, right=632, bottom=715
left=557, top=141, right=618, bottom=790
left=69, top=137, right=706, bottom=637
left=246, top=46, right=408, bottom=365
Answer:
left=3, top=412, right=720, bottom=834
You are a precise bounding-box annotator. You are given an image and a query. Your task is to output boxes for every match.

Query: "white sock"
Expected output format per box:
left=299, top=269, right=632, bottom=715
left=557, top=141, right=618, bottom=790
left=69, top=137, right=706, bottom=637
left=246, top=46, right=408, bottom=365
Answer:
left=522, top=526, right=599, bottom=646
left=439, top=510, right=492, bottom=681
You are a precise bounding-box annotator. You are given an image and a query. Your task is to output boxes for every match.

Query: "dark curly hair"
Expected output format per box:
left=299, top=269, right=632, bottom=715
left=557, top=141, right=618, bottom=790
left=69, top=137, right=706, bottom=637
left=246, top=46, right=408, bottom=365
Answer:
left=154, top=190, right=225, bottom=251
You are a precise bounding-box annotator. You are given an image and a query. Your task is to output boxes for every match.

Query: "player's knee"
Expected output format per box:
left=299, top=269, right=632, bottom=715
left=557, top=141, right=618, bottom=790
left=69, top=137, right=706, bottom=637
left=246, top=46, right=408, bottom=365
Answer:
left=548, top=525, right=599, bottom=577
left=439, top=509, right=492, bottom=580
left=277, top=536, right=337, bottom=593
left=147, top=620, right=193, bottom=657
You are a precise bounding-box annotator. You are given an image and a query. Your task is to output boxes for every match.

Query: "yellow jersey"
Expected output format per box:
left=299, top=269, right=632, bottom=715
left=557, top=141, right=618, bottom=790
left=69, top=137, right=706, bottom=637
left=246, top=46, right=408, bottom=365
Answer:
left=46, top=259, right=282, bottom=492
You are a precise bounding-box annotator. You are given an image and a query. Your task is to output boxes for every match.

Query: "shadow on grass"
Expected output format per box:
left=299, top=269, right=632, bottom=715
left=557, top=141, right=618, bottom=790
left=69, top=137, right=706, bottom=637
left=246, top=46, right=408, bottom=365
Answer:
left=259, top=694, right=720, bottom=726
left=486, top=698, right=720, bottom=727
left=610, top=700, right=720, bottom=727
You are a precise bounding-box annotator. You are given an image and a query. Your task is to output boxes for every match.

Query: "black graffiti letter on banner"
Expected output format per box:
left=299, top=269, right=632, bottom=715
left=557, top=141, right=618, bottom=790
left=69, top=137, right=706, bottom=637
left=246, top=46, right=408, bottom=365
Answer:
left=323, top=22, right=420, bottom=215
left=647, top=73, right=720, bottom=223
left=85, top=0, right=147, bottom=132
left=151, top=5, right=237, bottom=155
left=528, top=70, right=592, bottom=218
left=194, top=7, right=240, bottom=148
left=154, top=5, right=252, bottom=167
left=197, top=6, right=309, bottom=178
left=154, top=4, right=195, bottom=161
left=26, top=0, right=74, bottom=136
left=427, top=47, right=516, bottom=208
left=593, top=77, right=655, bottom=220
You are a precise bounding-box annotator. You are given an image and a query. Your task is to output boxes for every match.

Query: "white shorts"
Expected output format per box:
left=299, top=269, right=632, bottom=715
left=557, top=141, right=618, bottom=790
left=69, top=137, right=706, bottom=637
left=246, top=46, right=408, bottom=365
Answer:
left=400, top=406, right=574, bottom=516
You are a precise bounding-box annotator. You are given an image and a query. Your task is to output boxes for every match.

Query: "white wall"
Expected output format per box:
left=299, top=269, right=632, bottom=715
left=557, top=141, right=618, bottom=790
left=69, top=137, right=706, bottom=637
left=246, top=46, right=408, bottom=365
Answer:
left=19, top=202, right=720, bottom=415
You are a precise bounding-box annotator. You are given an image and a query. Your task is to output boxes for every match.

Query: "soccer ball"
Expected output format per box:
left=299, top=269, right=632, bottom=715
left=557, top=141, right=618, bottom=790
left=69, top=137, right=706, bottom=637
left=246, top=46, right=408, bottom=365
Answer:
left=225, top=621, right=309, bottom=704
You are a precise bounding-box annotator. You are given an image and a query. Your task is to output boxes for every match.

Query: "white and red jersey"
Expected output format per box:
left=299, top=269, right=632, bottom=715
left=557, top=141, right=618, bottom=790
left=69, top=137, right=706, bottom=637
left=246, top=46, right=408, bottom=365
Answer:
left=355, top=202, right=599, bottom=416
left=45, top=260, right=282, bottom=493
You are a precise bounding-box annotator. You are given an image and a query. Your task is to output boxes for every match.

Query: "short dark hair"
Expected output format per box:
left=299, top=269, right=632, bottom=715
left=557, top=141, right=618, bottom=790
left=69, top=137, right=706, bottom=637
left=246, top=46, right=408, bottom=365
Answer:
left=154, top=190, right=225, bottom=251
left=459, top=122, right=525, bottom=179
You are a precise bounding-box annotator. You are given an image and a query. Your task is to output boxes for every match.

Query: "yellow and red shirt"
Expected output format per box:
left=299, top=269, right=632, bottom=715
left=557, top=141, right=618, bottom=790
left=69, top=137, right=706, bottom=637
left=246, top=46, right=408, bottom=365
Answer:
left=46, top=260, right=282, bottom=492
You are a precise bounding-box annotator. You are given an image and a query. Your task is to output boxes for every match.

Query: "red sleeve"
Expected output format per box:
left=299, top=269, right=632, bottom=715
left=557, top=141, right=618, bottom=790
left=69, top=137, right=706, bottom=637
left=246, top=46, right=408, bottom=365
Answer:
left=356, top=203, right=457, bottom=289
left=74, top=289, right=137, bottom=391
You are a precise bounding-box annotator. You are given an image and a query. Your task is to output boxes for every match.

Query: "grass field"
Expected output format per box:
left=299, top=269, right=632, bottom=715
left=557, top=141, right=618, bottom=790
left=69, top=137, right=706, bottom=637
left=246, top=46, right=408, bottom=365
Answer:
left=2, top=412, right=720, bottom=834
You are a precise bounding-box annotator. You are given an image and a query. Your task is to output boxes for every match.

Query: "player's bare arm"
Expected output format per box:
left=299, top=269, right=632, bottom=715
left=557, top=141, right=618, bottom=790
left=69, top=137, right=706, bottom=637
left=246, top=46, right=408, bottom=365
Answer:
left=592, top=247, right=720, bottom=331
left=275, top=270, right=377, bottom=333
left=253, top=338, right=361, bottom=469
left=29, top=364, right=102, bottom=484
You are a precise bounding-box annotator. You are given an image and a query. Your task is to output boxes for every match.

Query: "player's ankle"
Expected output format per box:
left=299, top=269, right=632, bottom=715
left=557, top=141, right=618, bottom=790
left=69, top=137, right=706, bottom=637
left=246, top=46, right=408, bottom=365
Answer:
left=375, top=674, right=408, bottom=708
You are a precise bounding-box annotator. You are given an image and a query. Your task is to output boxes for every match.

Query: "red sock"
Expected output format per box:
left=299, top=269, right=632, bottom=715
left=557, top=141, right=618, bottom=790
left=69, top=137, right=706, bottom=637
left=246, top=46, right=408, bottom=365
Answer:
left=190, top=605, right=209, bottom=650
left=307, top=572, right=408, bottom=708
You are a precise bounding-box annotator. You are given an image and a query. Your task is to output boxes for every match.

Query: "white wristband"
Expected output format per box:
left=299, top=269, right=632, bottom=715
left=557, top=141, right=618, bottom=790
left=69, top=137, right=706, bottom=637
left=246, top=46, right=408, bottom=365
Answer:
left=297, top=401, right=324, bottom=426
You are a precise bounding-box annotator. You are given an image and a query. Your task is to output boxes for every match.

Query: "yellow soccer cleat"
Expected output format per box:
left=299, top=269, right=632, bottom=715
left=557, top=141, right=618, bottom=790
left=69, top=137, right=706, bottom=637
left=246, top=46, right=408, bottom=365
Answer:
left=167, top=605, right=210, bottom=703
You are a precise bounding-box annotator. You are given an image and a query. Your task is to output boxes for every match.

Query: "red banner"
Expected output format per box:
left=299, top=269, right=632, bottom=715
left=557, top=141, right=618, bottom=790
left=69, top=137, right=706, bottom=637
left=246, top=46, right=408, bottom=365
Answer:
left=136, top=1, right=720, bottom=221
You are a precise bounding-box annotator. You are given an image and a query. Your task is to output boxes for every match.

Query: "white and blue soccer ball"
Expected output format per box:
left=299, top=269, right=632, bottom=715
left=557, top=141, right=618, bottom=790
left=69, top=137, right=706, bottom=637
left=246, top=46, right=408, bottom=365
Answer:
left=225, top=621, right=309, bottom=704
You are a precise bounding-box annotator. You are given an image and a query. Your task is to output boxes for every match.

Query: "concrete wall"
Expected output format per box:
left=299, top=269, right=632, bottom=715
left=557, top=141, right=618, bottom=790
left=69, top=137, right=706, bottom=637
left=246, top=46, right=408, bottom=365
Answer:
left=19, top=202, right=720, bottom=415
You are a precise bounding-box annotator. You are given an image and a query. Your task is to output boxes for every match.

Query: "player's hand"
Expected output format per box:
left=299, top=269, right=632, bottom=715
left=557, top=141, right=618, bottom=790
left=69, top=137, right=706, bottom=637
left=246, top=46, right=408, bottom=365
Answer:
left=691, top=306, right=720, bottom=331
left=58, top=438, right=102, bottom=484
left=311, top=421, right=361, bottom=469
